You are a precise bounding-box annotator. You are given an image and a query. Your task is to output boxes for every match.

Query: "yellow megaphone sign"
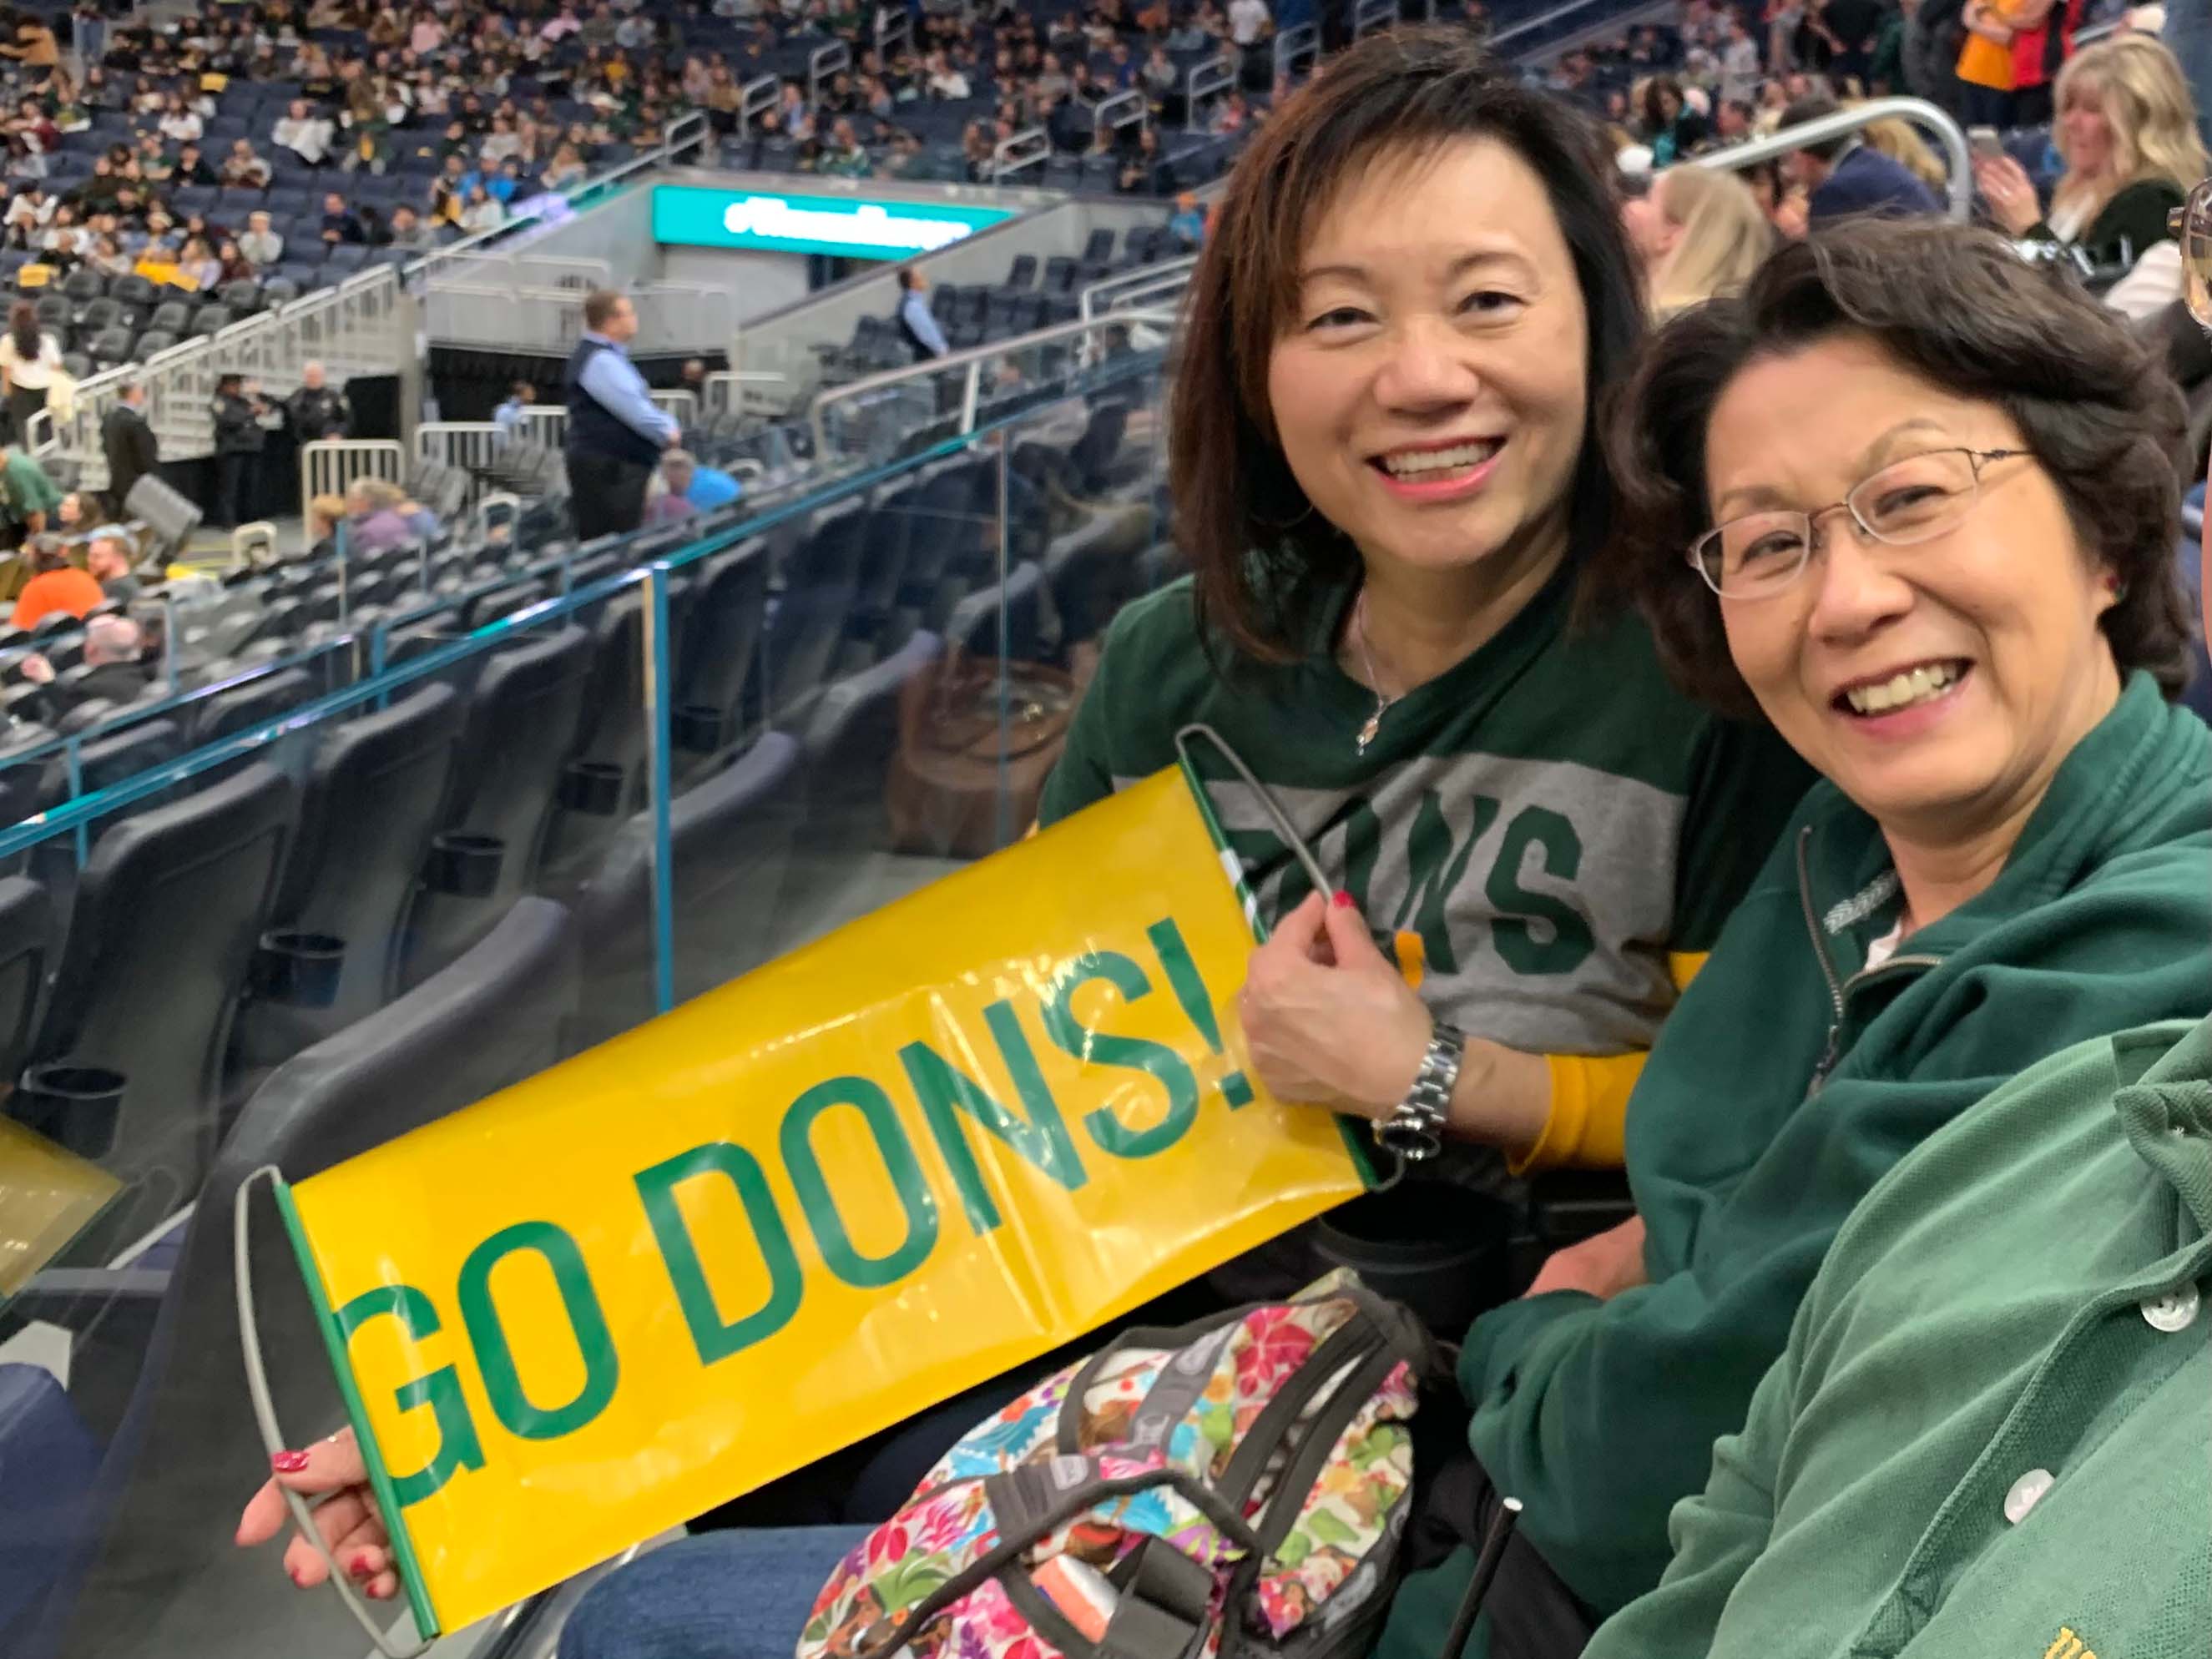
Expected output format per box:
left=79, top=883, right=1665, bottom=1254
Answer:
left=262, top=764, right=1371, bottom=1638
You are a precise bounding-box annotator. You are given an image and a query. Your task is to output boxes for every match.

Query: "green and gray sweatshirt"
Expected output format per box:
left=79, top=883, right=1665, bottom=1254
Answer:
left=1377, top=670, right=2212, bottom=1656
left=1037, top=572, right=1812, bottom=1178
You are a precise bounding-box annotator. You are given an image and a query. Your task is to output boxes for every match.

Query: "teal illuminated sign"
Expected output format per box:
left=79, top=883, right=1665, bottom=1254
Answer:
left=651, top=185, right=1018, bottom=260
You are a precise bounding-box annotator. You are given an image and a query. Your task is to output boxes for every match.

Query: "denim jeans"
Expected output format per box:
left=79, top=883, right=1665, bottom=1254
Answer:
left=2174, top=0, right=2212, bottom=155
left=557, top=1526, right=871, bottom=1659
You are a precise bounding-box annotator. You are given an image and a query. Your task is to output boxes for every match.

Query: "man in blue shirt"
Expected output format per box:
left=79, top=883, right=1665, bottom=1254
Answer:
left=663, top=449, right=743, bottom=513
left=492, top=381, right=537, bottom=441
left=894, top=268, right=949, bottom=361
left=565, top=290, right=679, bottom=538
left=1782, top=94, right=1942, bottom=228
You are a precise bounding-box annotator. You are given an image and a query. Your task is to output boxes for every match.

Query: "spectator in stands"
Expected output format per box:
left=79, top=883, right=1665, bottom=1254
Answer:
left=1643, top=75, right=1711, bottom=163
left=459, top=183, right=506, bottom=232
left=1972, top=33, right=2205, bottom=275
left=237, top=209, right=282, bottom=270
left=663, top=447, right=742, bottom=512
left=0, top=299, right=60, bottom=444
left=643, top=473, right=697, bottom=527
left=320, top=191, right=362, bottom=246
left=564, top=288, right=678, bottom=539
left=492, top=380, right=537, bottom=440
left=543, top=142, right=588, bottom=190
left=221, top=137, right=271, bottom=189
left=340, top=477, right=417, bottom=552
left=893, top=266, right=949, bottom=360
left=287, top=362, right=351, bottom=446
left=168, top=140, right=213, bottom=185
left=78, top=514, right=134, bottom=587
left=1624, top=165, right=1775, bottom=315
left=178, top=234, right=221, bottom=291
left=0, top=11, right=57, bottom=71
left=387, top=204, right=435, bottom=253
left=1783, top=90, right=1943, bottom=224
left=1168, top=189, right=1207, bottom=249
left=210, top=372, right=270, bottom=529
left=156, top=91, right=201, bottom=145
left=272, top=98, right=333, bottom=167
left=102, top=379, right=155, bottom=515
left=8, top=534, right=97, bottom=623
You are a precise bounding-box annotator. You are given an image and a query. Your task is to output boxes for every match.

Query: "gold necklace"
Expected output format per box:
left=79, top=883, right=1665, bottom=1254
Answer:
left=1350, top=592, right=1401, bottom=755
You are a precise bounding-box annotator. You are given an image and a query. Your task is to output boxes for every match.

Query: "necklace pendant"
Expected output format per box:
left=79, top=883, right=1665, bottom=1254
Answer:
left=1356, top=711, right=1382, bottom=753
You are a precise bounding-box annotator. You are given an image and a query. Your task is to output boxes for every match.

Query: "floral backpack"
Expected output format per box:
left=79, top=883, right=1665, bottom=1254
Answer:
left=797, top=1273, right=1441, bottom=1659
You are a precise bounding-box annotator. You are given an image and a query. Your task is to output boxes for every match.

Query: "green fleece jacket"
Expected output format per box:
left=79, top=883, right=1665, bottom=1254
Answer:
left=1585, top=1013, right=2212, bottom=1659
left=1378, top=672, right=2212, bottom=1656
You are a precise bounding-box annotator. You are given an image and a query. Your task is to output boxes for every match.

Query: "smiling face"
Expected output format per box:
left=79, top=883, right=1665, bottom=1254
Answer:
left=1704, top=333, right=2123, bottom=843
left=1264, top=138, right=1589, bottom=585
left=2058, top=79, right=2114, bottom=176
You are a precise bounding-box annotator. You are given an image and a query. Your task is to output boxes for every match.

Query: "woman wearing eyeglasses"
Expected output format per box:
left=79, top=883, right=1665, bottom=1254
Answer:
left=1372, top=217, right=2212, bottom=1657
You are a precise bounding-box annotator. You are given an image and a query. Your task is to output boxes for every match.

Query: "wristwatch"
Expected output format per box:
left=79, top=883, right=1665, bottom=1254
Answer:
left=1372, top=1021, right=1464, bottom=1165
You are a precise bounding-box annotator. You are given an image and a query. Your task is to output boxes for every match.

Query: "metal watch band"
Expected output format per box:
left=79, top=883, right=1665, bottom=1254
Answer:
left=1372, top=1021, right=1464, bottom=1164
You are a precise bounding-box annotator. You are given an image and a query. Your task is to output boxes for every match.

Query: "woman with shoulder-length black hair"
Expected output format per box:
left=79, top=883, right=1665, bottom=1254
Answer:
left=232, top=29, right=1820, bottom=1656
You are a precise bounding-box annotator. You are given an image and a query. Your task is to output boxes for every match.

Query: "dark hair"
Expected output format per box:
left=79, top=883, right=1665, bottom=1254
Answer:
left=1780, top=93, right=1847, bottom=161
left=896, top=268, right=921, bottom=290
left=1642, top=75, right=1684, bottom=128
left=580, top=288, right=626, bottom=328
left=215, top=371, right=243, bottom=396
left=1598, top=220, right=2194, bottom=719
left=8, top=300, right=36, bottom=361
left=1171, top=26, right=1647, bottom=662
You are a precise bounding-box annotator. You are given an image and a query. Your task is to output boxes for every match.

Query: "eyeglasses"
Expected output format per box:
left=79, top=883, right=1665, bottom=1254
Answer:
left=2172, top=178, right=2211, bottom=331
left=1688, top=447, right=2028, bottom=599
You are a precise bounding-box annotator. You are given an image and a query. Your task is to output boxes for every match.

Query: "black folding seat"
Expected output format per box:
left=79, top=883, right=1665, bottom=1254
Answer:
left=770, top=630, right=943, bottom=952
left=0, top=875, right=46, bottom=1086
left=20, top=899, right=575, bottom=1659
left=671, top=537, right=770, bottom=774
left=190, top=667, right=313, bottom=746
left=944, top=558, right=1047, bottom=665
left=399, top=627, right=592, bottom=986
left=764, top=496, right=872, bottom=719
left=566, top=731, right=802, bottom=1053
left=1082, top=226, right=1116, bottom=264
left=1005, top=252, right=1038, bottom=289
left=13, top=764, right=295, bottom=1252
left=1046, top=505, right=1158, bottom=646
left=228, top=683, right=466, bottom=1082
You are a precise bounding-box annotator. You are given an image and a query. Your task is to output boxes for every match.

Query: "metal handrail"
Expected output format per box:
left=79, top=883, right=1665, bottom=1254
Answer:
left=809, top=307, right=1177, bottom=456
left=1184, top=55, right=1235, bottom=134
left=1490, top=0, right=1635, bottom=48
left=809, top=42, right=851, bottom=111
left=1351, top=0, right=1400, bottom=39
left=1094, top=88, right=1148, bottom=140
left=991, top=127, right=1052, bottom=183
left=740, top=73, right=780, bottom=133
left=1275, top=22, right=1321, bottom=82
left=1078, top=254, right=1199, bottom=323
left=1693, top=96, right=1973, bottom=222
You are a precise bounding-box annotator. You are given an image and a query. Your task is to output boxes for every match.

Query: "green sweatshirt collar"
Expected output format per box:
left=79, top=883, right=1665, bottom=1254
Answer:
left=1796, top=672, right=2192, bottom=979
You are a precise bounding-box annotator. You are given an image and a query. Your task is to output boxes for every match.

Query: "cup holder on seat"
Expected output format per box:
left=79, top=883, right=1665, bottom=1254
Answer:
left=556, top=760, right=626, bottom=815
left=673, top=703, right=730, bottom=755
left=15, top=1064, right=128, bottom=1160
left=247, top=930, right=346, bottom=1007
left=425, top=831, right=505, bottom=897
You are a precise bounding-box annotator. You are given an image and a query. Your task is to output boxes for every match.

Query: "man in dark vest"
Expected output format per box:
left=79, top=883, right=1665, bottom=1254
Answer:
left=564, top=289, right=679, bottom=539
left=894, top=268, right=950, bottom=362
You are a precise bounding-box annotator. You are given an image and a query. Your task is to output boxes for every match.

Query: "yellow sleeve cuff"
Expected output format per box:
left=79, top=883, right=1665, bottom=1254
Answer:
left=1508, top=951, right=1709, bottom=1176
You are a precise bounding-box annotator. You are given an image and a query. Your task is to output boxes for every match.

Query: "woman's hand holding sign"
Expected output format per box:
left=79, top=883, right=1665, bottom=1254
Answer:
left=1238, top=892, right=1550, bottom=1156
left=235, top=1429, right=401, bottom=1604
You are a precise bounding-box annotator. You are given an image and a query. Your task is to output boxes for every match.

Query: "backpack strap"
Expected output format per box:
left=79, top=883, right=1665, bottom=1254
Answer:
left=1099, top=1540, right=1215, bottom=1659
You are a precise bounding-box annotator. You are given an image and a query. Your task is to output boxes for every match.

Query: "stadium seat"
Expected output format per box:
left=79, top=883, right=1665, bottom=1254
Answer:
left=771, top=630, right=944, bottom=951
left=15, top=763, right=295, bottom=1253
left=566, top=730, right=802, bottom=1052
left=0, top=874, right=46, bottom=1086
left=400, top=626, right=592, bottom=986
left=20, top=898, right=577, bottom=1659
left=764, top=496, right=871, bottom=719
left=190, top=666, right=314, bottom=745
left=228, top=681, right=468, bottom=1082
left=672, top=537, right=770, bottom=769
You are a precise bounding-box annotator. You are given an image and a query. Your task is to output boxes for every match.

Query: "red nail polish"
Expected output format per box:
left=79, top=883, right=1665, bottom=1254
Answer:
left=350, top=1556, right=375, bottom=1579
left=288, top=1566, right=305, bottom=1586
left=1332, top=890, right=1354, bottom=909
left=271, top=1450, right=311, bottom=1473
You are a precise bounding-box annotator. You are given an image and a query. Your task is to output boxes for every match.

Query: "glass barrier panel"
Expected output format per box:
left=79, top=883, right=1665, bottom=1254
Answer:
left=0, top=586, right=649, bottom=1659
